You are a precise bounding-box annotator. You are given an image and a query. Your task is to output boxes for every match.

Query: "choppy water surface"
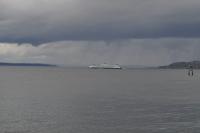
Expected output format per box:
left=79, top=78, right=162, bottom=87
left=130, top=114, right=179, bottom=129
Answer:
left=0, top=67, right=200, bottom=133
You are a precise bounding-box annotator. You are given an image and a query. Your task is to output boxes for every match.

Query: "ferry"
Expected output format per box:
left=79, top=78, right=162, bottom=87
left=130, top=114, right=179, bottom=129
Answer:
left=89, top=63, right=122, bottom=69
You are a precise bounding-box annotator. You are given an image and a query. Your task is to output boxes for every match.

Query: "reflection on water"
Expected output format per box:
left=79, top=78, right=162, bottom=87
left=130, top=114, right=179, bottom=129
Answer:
left=0, top=67, right=200, bottom=133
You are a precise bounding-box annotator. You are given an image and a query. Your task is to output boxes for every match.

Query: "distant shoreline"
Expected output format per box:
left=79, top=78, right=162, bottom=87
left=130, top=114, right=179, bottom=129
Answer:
left=0, top=62, right=57, bottom=67
left=158, top=61, right=200, bottom=69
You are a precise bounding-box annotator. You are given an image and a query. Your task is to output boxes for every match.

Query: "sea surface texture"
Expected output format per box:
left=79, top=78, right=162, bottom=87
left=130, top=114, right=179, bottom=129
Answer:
left=0, top=67, right=200, bottom=133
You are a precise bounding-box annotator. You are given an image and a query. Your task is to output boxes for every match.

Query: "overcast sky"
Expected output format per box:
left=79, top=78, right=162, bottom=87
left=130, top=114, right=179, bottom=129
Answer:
left=0, top=0, right=200, bottom=66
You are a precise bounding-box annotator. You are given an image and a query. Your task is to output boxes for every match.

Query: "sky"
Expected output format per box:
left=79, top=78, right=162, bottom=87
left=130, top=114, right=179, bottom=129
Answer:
left=0, top=0, right=200, bottom=66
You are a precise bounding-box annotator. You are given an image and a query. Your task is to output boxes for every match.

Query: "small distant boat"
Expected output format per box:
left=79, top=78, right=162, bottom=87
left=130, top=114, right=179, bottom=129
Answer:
left=89, top=63, right=122, bottom=69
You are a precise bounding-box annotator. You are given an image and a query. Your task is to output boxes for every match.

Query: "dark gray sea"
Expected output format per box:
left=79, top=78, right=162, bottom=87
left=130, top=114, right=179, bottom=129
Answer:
left=0, top=67, right=200, bottom=133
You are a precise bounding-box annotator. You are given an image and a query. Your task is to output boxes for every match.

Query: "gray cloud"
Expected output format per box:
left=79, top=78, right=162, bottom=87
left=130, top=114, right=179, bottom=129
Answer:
left=0, top=0, right=200, bottom=66
left=0, top=38, right=199, bottom=66
left=0, top=0, right=200, bottom=43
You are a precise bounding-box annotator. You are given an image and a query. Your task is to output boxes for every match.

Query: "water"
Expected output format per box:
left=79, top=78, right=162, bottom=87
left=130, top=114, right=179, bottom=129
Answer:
left=0, top=67, right=200, bottom=133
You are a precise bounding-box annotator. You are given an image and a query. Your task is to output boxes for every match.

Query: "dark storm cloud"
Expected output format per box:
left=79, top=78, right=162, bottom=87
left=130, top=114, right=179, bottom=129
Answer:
left=1, top=0, right=200, bottom=43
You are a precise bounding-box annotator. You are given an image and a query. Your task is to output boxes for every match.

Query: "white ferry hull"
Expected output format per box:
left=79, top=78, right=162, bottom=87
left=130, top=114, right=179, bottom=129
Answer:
left=89, top=64, right=122, bottom=69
